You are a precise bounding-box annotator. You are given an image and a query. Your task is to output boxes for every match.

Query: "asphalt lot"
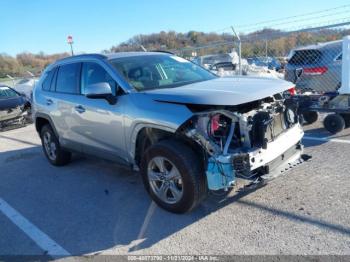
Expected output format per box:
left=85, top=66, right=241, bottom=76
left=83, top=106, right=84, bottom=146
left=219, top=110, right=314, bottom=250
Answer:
left=0, top=120, right=350, bottom=257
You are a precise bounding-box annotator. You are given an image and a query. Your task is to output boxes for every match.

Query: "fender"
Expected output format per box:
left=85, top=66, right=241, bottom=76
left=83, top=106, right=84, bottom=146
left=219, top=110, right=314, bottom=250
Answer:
left=128, top=122, right=177, bottom=161
left=34, top=112, right=59, bottom=138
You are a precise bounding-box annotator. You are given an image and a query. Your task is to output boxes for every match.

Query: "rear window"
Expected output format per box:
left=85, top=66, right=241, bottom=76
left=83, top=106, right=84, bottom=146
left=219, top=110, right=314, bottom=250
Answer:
left=288, top=50, right=322, bottom=65
left=42, top=69, right=56, bottom=91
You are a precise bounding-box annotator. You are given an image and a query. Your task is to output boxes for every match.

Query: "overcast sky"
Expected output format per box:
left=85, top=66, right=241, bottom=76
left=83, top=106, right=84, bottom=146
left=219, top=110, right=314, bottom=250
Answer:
left=1, top=0, right=350, bottom=56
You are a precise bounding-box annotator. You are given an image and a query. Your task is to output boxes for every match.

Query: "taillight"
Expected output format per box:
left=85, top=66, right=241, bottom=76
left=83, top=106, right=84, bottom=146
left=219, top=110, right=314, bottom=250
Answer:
left=303, top=66, right=328, bottom=75
left=288, top=87, right=296, bottom=96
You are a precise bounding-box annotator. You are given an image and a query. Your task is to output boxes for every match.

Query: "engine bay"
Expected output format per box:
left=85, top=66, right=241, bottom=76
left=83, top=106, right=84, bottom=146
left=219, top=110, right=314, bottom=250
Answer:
left=181, top=94, right=304, bottom=190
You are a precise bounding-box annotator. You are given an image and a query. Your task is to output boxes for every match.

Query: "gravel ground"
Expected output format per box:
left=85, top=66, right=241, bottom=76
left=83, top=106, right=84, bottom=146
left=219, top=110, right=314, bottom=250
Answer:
left=0, top=123, right=349, bottom=257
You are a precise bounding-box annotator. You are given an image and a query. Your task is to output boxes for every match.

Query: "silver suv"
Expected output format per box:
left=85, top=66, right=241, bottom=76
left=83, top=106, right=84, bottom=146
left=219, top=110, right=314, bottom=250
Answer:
left=33, top=52, right=304, bottom=213
left=285, top=40, right=342, bottom=93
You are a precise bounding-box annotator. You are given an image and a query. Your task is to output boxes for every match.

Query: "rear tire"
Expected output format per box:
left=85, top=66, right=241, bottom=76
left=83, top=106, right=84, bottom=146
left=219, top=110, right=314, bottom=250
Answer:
left=302, top=111, right=318, bottom=125
left=40, top=124, right=71, bottom=166
left=140, top=140, right=207, bottom=213
left=323, top=114, right=345, bottom=134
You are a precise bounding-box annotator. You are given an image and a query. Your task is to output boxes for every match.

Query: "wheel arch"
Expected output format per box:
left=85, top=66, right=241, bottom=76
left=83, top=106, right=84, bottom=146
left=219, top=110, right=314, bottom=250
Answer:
left=132, top=123, right=207, bottom=170
left=131, top=124, right=175, bottom=165
left=35, top=113, right=59, bottom=138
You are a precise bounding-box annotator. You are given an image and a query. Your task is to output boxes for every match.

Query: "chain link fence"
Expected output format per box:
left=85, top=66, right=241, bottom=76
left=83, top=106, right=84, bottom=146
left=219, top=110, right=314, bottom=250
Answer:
left=173, top=22, right=350, bottom=94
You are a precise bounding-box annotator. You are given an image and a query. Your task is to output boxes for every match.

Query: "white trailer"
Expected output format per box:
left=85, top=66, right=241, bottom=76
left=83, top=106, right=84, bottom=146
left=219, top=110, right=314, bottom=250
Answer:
left=298, top=36, right=350, bottom=134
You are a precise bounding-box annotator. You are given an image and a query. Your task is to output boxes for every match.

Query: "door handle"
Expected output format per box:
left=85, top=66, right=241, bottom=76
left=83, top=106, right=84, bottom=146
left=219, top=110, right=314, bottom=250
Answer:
left=75, top=105, right=85, bottom=114
left=46, top=99, right=53, bottom=105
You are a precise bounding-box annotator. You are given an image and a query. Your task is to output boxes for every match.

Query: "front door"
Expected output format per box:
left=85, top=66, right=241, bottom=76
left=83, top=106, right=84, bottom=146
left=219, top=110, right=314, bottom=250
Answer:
left=73, top=62, right=127, bottom=163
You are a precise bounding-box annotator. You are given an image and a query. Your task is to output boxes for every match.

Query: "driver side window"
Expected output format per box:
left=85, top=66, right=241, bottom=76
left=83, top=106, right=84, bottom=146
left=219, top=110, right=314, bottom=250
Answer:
left=81, top=62, right=118, bottom=95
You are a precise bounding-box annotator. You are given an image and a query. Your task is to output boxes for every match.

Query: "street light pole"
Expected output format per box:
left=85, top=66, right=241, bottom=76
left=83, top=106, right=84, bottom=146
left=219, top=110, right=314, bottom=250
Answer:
left=231, top=26, right=242, bottom=75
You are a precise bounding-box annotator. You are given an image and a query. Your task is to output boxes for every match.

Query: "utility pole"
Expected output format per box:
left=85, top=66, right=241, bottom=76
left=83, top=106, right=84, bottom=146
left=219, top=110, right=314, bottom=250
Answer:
left=140, top=45, right=147, bottom=52
left=6, top=75, right=15, bottom=87
left=231, top=26, right=242, bottom=75
left=67, top=35, right=74, bottom=56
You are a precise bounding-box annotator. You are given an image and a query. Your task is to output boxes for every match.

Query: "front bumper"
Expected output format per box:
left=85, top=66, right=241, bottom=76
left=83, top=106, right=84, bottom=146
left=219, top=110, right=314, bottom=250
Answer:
left=245, top=123, right=304, bottom=172
left=206, top=124, right=305, bottom=190
left=0, top=107, right=22, bottom=122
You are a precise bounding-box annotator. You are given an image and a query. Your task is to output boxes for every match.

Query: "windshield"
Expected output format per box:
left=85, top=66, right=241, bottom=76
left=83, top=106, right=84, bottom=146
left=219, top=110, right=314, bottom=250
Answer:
left=109, top=54, right=216, bottom=91
left=0, top=86, right=18, bottom=99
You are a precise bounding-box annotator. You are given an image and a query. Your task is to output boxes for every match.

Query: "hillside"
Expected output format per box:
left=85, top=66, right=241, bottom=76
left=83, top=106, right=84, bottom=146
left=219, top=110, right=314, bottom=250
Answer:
left=1, top=27, right=350, bottom=78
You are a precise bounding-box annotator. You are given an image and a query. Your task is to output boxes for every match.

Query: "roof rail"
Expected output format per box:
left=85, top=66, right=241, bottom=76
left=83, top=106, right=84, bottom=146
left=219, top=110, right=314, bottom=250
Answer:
left=57, top=53, right=107, bottom=62
left=150, top=50, right=175, bottom=55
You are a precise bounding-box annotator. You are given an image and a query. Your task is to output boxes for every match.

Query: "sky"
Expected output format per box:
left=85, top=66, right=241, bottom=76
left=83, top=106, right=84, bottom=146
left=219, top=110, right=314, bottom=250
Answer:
left=1, top=0, right=350, bottom=56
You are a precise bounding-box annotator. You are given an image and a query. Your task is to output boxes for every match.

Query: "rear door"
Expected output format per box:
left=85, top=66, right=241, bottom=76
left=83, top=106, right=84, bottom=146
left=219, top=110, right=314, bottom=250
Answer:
left=48, top=62, right=83, bottom=151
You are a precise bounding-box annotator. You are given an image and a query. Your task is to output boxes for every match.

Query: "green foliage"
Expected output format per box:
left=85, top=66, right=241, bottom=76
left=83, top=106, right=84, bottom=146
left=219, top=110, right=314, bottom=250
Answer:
left=109, top=28, right=350, bottom=58
left=0, top=52, right=69, bottom=78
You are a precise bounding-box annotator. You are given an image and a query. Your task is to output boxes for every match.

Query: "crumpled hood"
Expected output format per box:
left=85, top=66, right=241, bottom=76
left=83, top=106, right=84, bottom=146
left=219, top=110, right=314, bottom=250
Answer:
left=143, top=77, right=294, bottom=106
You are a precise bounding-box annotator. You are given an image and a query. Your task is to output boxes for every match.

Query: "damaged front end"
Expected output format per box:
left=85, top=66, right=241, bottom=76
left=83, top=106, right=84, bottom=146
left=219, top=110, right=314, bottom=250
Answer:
left=0, top=85, right=32, bottom=130
left=0, top=104, right=31, bottom=130
left=179, top=94, right=305, bottom=191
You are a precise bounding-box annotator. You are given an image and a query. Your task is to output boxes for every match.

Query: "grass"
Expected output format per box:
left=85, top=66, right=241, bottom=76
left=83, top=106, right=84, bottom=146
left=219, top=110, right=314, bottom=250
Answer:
left=0, top=77, right=15, bottom=86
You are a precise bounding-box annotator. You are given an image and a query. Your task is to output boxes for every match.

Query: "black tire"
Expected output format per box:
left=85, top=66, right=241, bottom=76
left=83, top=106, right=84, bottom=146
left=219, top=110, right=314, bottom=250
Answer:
left=40, top=124, right=71, bottom=166
left=302, top=111, right=318, bottom=125
left=340, top=113, right=350, bottom=128
left=323, top=114, right=345, bottom=134
left=140, top=140, right=207, bottom=213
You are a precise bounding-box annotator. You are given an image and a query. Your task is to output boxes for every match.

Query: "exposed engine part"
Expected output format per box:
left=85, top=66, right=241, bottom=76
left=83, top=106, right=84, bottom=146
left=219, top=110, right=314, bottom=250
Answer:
left=184, top=97, right=299, bottom=156
left=232, top=153, right=253, bottom=177
left=185, top=128, right=221, bottom=155
left=223, top=122, right=235, bottom=155
left=208, top=114, right=234, bottom=150
left=181, top=94, right=303, bottom=191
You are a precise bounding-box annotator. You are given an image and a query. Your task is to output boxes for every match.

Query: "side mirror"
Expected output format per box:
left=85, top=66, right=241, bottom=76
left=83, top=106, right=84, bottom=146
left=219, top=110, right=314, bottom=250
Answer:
left=85, top=82, right=117, bottom=105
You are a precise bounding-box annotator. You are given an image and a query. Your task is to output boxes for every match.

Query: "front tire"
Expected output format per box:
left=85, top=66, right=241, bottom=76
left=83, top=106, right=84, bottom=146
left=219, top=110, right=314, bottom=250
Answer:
left=40, top=124, right=71, bottom=166
left=140, top=140, right=207, bottom=213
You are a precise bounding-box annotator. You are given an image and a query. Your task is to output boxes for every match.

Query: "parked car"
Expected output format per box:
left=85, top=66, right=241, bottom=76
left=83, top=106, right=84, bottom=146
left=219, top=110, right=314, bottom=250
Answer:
left=209, top=62, right=236, bottom=72
left=33, top=52, right=305, bottom=213
left=0, top=84, right=31, bottom=129
left=285, top=40, right=342, bottom=93
left=247, top=57, right=282, bottom=71
left=192, top=53, right=236, bottom=68
left=13, top=78, right=37, bottom=99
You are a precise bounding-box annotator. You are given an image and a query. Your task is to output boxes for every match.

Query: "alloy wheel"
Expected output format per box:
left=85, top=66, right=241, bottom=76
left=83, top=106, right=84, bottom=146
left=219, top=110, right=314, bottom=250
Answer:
left=43, top=131, right=57, bottom=161
left=147, top=156, right=183, bottom=204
